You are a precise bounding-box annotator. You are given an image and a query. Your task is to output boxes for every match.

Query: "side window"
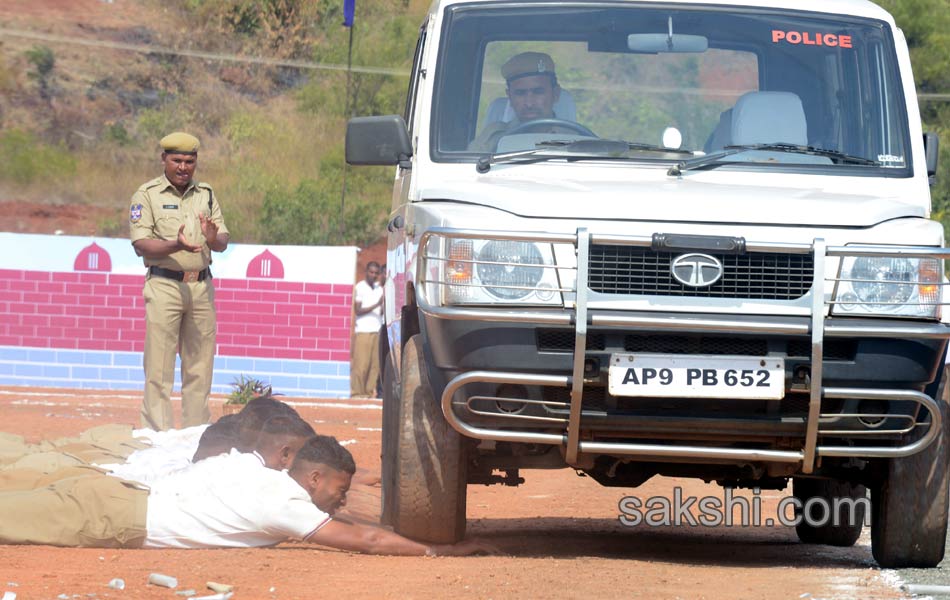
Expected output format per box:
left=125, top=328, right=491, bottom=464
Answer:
left=404, top=22, right=428, bottom=135
left=867, top=39, right=906, bottom=168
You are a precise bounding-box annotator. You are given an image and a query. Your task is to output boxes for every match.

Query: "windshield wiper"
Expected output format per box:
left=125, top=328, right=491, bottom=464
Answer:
left=667, top=143, right=881, bottom=176
left=476, top=138, right=693, bottom=172
left=537, top=138, right=693, bottom=155
left=475, top=148, right=556, bottom=173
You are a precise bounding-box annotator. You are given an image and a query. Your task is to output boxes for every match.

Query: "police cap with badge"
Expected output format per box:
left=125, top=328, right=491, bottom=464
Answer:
left=501, top=52, right=557, bottom=85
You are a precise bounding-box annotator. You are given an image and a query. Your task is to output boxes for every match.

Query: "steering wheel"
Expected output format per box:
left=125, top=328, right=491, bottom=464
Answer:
left=504, top=118, right=596, bottom=138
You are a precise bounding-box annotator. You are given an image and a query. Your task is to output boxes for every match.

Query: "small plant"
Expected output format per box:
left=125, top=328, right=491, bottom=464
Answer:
left=226, top=375, right=272, bottom=405
left=25, top=45, right=55, bottom=103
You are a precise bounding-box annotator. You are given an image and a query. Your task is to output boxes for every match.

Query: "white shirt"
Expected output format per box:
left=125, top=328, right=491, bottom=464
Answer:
left=98, top=425, right=210, bottom=486
left=354, top=280, right=383, bottom=333
left=144, top=449, right=331, bottom=549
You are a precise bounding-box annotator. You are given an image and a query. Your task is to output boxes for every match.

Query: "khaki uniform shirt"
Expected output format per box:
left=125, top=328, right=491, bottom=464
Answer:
left=129, top=175, right=229, bottom=272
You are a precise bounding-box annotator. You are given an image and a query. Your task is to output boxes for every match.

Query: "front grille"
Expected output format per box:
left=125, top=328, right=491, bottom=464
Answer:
left=787, top=339, right=857, bottom=361
left=624, top=335, right=767, bottom=355
left=588, top=245, right=813, bottom=300
left=537, top=330, right=606, bottom=351
left=537, top=329, right=856, bottom=360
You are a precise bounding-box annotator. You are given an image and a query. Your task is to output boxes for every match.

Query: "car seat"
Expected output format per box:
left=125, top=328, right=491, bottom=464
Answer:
left=730, top=91, right=808, bottom=146
left=704, top=91, right=808, bottom=152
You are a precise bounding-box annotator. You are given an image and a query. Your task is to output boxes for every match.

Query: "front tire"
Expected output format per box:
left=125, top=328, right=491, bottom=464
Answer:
left=380, top=356, right=399, bottom=526
left=793, top=478, right=866, bottom=547
left=392, top=334, right=467, bottom=543
left=871, top=395, right=950, bottom=568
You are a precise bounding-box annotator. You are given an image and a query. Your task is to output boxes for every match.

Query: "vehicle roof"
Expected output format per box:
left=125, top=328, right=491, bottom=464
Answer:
left=425, top=0, right=896, bottom=25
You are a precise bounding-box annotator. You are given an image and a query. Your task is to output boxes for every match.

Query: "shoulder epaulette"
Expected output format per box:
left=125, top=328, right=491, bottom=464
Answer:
left=141, top=177, right=164, bottom=191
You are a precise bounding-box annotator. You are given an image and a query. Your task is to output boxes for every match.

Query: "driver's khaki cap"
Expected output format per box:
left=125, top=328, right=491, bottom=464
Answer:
left=501, top=52, right=556, bottom=83
left=160, top=132, right=200, bottom=154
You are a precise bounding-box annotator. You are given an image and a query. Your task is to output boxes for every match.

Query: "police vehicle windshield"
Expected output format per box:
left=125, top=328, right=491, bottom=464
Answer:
left=432, top=3, right=909, bottom=175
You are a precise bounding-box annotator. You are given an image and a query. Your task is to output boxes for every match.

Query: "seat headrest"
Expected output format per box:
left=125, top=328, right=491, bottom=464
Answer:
left=731, top=91, right=808, bottom=146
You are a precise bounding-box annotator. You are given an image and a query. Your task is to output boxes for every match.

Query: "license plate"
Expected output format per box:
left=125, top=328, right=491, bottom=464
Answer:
left=608, top=354, right=785, bottom=400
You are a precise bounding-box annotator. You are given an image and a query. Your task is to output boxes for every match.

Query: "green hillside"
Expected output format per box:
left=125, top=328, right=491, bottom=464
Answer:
left=0, top=0, right=426, bottom=245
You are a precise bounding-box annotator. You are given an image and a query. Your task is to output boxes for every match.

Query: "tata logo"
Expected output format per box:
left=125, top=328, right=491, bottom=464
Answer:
left=670, top=253, right=723, bottom=287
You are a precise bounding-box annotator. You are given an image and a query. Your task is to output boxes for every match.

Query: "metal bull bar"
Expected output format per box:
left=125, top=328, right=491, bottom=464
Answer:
left=416, top=227, right=950, bottom=473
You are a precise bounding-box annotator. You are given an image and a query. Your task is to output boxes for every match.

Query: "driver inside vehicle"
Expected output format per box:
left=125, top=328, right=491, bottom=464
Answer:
left=469, top=52, right=584, bottom=152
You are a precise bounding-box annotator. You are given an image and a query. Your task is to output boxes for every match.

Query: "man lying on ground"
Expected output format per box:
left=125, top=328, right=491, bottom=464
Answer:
left=191, top=413, right=241, bottom=462
left=1, top=395, right=379, bottom=486
left=0, top=434, right=493, bottom=556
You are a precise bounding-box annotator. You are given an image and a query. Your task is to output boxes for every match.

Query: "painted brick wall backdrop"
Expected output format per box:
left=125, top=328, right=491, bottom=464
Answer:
left=0, top=233, right=358, bottom=398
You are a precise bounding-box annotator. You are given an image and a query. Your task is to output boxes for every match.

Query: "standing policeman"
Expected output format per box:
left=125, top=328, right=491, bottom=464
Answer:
left=129, top=132, right=229, bottom=431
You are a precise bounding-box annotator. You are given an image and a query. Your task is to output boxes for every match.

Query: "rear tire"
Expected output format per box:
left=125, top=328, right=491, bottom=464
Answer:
left=871, top=393, right=950, bottom=568
left=392, top=334, right=467, bottom=543
left=792, top=478, right=866, bottom=547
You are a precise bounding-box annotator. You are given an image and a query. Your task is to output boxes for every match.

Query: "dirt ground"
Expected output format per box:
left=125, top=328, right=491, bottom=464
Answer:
left=0, top=386, right=904, bottom=600
left=0, top=1, right=912, bottom=597
left=0, top=201, right=120, bottom=238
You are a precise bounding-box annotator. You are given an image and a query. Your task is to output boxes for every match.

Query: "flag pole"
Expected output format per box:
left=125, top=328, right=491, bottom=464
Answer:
left=340, top=5, right=355, bottom=242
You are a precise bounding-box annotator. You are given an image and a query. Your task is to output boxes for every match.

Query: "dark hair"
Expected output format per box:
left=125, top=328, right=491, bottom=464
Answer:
left=259, top=414, right=315, bottom=438
left=241, top=395, right=300, bottom=419
left=366, top=261, right=381, bottom=270
left=251, top=414, right=315, bottom=455
left=237, top=397, right=301, bottom=451
left=193, top=414, right=241, bottom=462
left=291, top=435, right=356, bottom=475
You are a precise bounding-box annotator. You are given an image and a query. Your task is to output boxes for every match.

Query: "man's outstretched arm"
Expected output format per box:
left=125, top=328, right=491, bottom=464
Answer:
left=306, top=519, right=494, bottom=556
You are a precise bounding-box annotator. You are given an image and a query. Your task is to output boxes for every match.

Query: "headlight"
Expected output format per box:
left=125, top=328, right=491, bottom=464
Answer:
left=433, top=238, right=564, bottom=306
left=476, top=241, right=544, bottom=299
left=833, top=255, right=942, bottom=319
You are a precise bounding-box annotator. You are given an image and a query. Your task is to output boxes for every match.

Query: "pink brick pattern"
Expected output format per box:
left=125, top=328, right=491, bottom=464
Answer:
left=0, top=270, right=352, bottom=360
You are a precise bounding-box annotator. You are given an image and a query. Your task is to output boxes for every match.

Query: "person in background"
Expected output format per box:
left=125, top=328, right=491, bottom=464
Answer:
left=351, top=262, right=383, bottom=399
left=376, top=263, right=388, bottom=399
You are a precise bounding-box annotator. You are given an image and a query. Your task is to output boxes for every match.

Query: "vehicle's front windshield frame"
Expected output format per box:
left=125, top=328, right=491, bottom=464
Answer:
left=429, top=1, right=912, bottom=178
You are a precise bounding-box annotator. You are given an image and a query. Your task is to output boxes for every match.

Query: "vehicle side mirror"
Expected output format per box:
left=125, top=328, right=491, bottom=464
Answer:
left=924, top=132, right=939, bottom=185
left=346, top=115, right=413, bottom=168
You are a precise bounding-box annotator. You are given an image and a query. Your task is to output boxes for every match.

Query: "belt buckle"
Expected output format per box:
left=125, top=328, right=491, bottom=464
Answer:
left=182, top=271, right=199, bottom=283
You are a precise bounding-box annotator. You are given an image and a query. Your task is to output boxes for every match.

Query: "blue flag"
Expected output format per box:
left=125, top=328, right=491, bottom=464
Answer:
left=343, top=0, right=355, bottom=27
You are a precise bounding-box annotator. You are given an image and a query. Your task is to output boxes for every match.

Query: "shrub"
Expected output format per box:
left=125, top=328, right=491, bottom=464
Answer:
left=258, top=175, right=385, bottom=246
left=0, top=129, right=76, bottom=185
left=24, top=45, right=55, bottom=102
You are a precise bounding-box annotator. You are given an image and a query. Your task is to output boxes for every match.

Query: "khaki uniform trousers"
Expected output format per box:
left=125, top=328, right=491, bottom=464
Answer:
left=0, top=471, right=148, bottom=548
left=350, top=332, right=380, bottom=397
left=0, top=464, right=107, bottom=491
left=142, top=275, right=216, bottom=430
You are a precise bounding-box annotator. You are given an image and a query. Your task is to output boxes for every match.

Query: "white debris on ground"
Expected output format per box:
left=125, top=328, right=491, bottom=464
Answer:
left=286, top=401, right=381, bottom=410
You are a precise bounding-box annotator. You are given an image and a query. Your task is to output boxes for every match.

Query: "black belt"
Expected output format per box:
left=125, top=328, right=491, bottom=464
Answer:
left=149, top=266, right=211, bottom=283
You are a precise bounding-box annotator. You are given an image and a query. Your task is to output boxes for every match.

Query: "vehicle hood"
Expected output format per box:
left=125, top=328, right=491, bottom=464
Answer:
left=417, top=168, right=926, bottom=227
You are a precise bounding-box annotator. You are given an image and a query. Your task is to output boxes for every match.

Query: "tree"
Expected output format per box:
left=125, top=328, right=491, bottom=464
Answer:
left=876, top=1, right=950, bottom=234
